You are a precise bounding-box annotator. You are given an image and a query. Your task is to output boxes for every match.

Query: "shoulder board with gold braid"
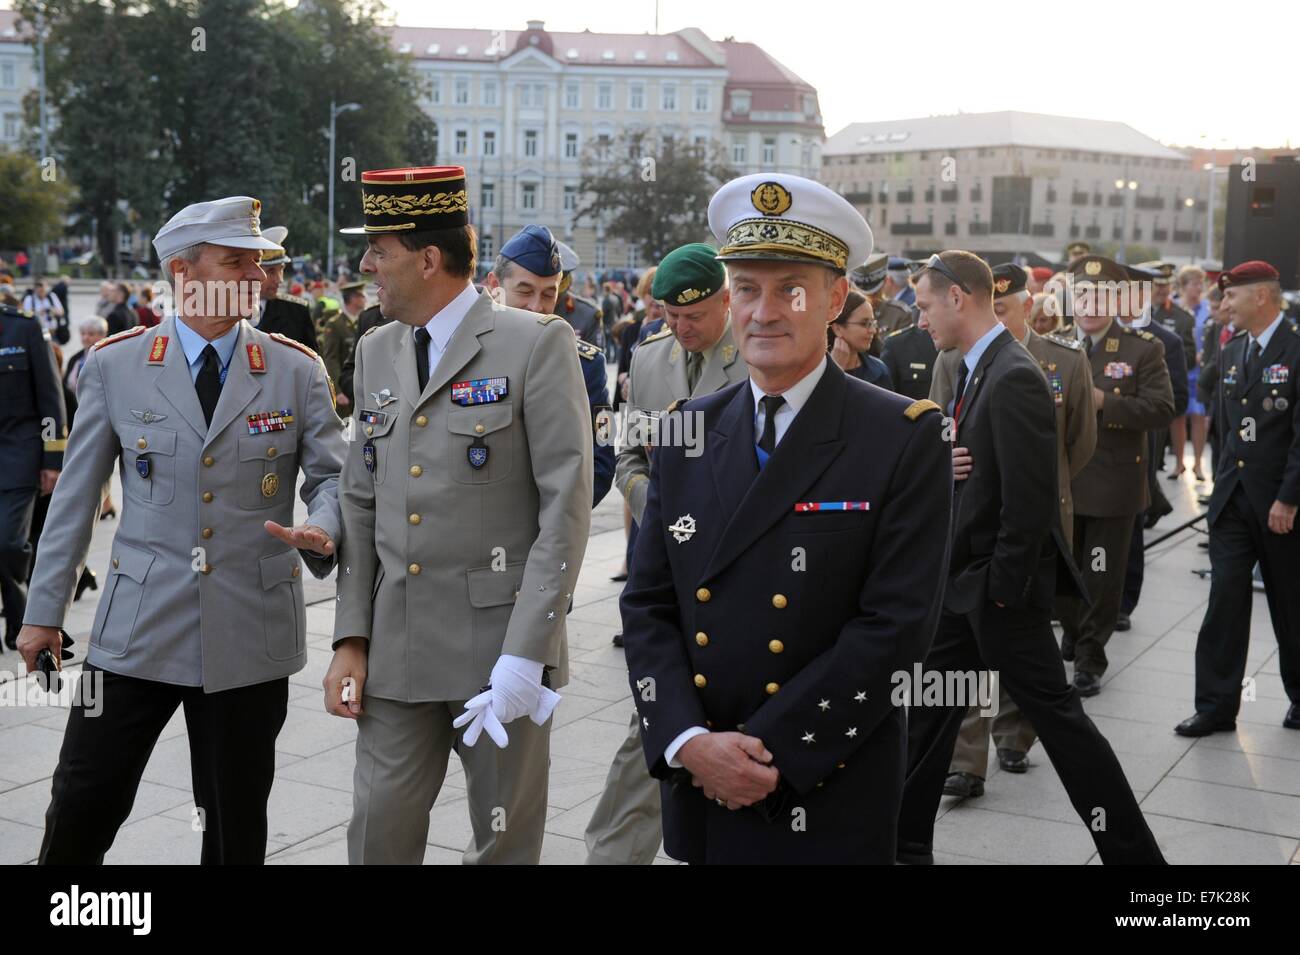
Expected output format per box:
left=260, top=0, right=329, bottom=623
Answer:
left=1044, top=332, right=1083, bottom=351
left=903, top=398, right=941, bottom=421
left=1136, top=329, right=1155, bottom=342
left=268, top=332, right=321, bottom=361
left=665, top=397, right=687, bottom=415
left=277, top=292, right=312, bottom=308
left=575, top=338, right=601, bottom=361
left=886, top=324, right=915, bottom=338
left=641, top=326, right=675, bottom=345
left=90, top=324, right=147, bottom=352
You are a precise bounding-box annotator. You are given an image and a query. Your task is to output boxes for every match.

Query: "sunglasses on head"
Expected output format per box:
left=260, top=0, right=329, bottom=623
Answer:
left=923, top=254, right=972, bottom=295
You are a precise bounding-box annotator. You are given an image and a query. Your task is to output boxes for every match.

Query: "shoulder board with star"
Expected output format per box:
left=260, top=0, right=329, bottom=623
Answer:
left=1044, top=332, right=1082, bottom=351
left=642, top=326, right=675, bottom=345
left=268, top=332, right=321, bottom=361
left=537, top=313, right=564, bottom=326
left=1136, top=329, right=1156, bottom=342
left=91, top=324, right=147, bottom=352
left=903, top=398, right=941, bottom=421
left=575, top=338, right=601, bottom=361
left=665, top=397, right=688, bottom=415
left=277, top=292, right=312, bottom=308
left=361, top=323, right=381, bottom=338
left=886, top=324, right=916, bottom=338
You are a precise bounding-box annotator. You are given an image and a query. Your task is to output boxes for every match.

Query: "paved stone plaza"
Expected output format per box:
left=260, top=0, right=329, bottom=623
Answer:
left=2, top=452, right=1298, bottom=865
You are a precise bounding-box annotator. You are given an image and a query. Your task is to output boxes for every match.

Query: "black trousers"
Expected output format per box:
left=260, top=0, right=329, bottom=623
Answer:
left=0, top=486, right=37, bottom=634
left=1194, top=486, right=1300, bottom=719
left=40, top=666, right=289, bottom=865
left=1059, top=513, right=1135, bottom=677
left=1121, top=512, right=1146, bottom=615
left=900, top=602, right=1165, bottom=864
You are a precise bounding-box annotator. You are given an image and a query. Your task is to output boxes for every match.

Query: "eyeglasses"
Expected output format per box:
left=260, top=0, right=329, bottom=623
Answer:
left=923, top=254, right=972, bottom=295
left=844, top=320, right=877, bottom=330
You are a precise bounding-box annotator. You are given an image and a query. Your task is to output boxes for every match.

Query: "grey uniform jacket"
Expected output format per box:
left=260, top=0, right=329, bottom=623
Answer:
left=333, top=291, right=592, bottom=702
left=24, top=316, right=345, bottom=691
left=615, top=322, right=748, bottom=523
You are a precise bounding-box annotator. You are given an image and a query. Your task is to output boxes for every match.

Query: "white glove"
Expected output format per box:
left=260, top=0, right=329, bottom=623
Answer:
left=451, top=655, right=562, bottom=748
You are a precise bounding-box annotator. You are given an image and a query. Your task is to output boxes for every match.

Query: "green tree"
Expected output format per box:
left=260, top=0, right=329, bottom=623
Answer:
left=576, top=131, right=737, bottom=265
left=0, top=149, right=75, bottom=249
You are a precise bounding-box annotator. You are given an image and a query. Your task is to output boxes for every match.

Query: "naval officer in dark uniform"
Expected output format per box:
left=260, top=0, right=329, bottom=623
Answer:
left=621, top=173, right=952, bottom=864
left=1179, top=261, right=1300, bottom=736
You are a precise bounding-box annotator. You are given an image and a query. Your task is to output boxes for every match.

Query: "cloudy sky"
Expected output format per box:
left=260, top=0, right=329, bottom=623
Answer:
left=386, top=0, right=1298, bottom=149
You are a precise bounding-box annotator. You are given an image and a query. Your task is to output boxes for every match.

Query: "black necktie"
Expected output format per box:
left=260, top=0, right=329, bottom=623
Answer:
left=758, top=394, right=785, bottom=456
left=953, top=361, right=970, bottom=420
left=414, top=327, right=431, bottom=392
left=195, top=344, right=223, bottom=427
left=1245, top=340, right=1262, bottom=384
left=1084, top=335, right=1094, bottom=357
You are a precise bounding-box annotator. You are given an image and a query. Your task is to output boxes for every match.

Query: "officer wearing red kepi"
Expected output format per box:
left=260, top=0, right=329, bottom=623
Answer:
left=1178, top=260, right=1300, bottom=736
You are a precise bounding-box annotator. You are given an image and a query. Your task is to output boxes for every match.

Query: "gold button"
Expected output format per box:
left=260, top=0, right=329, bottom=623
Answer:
left=1242, top=398, right=1248, bottom=405
left=765, top=682, right=780, bottom=695
left=112, top=558, right=119, bottom=569
left=768, top=639, right=784, bottom=654
left=202, top=491, right=214, bottom=503
left=201, top=527, right=213, bottom=539
left=1113, top=387, right=1121, bottom=394
left=474, top=423, right=485, bottom=434
left=693, top=673, right=707, bottom=688
left=408, top=513, right=421, bottom=525
left=267, top=446, right=278, bottom=459
left=696, top=587, right=711, bottom=602
left=1237, top=460, right=1245, bottom=468
left=365, top=425, right=374, bottom=436
left=1136, top=456, right=1142, bottom=463
left=705, top=720, right=714, bottom=729
left=409, top=465, right=423, bottom=477
left=136, top=437, right=147, bottom=449
left=201, top=563, right=213, bottom=575
left=772, top=593, right=788, bottom=609
left=408, top=563, right=421, bottom=575
left=695, top=632, right=708, bottom=646
left=415, top=415, right=428, bottom=427
left=837, top=762, right=846, bottom=769
left=202, top=455, right=214, bottom=467
left=291, top=566, right=300, bottom=578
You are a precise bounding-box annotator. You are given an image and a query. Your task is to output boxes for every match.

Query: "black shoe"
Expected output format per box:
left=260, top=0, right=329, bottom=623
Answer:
left=99, top=506, right=116, bottom=521
left=609, top=571, right=628, bottom=582
left=3, top=627, right=16, bottom=651
left=1061, top=638, right=1075, bottom=662
left=1165, top=468, right=1185, bottom=481
left=1073, top=670, right=1101, bottom=696
left=1197, top=493, right=1212, bottom=506
left=74, top=567, right=98, bottom=601
left=1284, top=704, right=1300, bottom=730
left=896, top=841, right=934, bottom=865
left=997, top=749, right=1029, bottom=773
left=1197, top=540, right=1210, bottom=549
left=611, top=633, right=624, bottom=648
left=942, top=772, right=984, bottom=798
left=1174, top=712, right=1236, bottom=737
left=1115, top=612, right=1131, bottom=632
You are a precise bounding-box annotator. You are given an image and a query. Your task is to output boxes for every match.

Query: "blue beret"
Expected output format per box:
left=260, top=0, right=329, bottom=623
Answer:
left=501, top=224, right=562, bottom=277
left=887, top=255, right=911, bottom=272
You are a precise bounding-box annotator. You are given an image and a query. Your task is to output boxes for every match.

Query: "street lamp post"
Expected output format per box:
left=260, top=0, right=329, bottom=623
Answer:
left=327, top=100, right=362, bottom=280
left=1202, top=162, right=1217, bottom=263
left=1115, top=176, right=1137, bottom=263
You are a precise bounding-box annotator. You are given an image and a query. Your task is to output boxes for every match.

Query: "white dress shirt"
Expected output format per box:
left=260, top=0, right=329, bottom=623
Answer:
left=418, top=281, right=480, bottom=374
left=1249, top=310, right=1287, bottom=358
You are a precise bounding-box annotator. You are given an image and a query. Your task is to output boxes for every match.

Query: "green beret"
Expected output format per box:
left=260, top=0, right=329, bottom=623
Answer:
left=652, top=243, right=725, bottom=307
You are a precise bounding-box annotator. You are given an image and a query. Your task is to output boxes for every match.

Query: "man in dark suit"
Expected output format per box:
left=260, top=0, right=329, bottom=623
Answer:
left=255, top=226, right=318, bottom=352
left=1179, top=261, right=1300, bottom=736
left=622, top=174, right=952, bottom=864
left=897, top=250, right=1165, bottom=865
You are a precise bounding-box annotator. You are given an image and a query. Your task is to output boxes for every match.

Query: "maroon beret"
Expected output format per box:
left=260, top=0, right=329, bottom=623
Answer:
left=1219, top=260, right=1280, bottom=291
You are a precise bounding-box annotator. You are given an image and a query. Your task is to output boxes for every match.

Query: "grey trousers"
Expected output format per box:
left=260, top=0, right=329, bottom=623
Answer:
left=947, top=686, right=1040, bottom=778
left=348, top=696, right=552, bottom=865
left=583, top=709, right=662, bottom=865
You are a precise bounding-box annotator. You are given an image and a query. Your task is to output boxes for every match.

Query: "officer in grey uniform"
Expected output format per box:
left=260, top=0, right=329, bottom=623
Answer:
left=17, top=196, right=346, bottom=864
left=584, top=242, right=747, bottom=865
left=326, top=164, right=592, bottom=865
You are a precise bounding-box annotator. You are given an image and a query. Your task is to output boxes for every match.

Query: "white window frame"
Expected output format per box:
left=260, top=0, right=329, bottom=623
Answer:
left=482, top=129, right=496, bottom=156
left=628, top=82, right=645, bottom=111
left=481, top=183, right=496, bottom=209
left=597, top=82, right=613, bottom=111
left=454, top=76, right=470, bottom=106
left=564, top=82, right=580, bottom=109
left=693, top=84, right=710, bottom=112
left=482, top=79, right=498, bottom=106
left=564, top=131, right=579, bottom=159
left=660, top=82, right=677, bottom=112
left=523, top=129, right=539, bottom=158
left=521, top=182, right=539, bottom=211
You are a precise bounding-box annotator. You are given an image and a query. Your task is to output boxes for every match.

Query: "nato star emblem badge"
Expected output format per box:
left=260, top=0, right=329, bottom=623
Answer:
left=669, top=514, right=697, bottom=543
